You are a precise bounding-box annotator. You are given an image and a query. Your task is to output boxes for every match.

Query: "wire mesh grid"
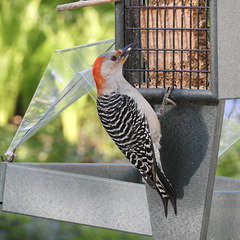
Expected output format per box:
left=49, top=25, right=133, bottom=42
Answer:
left=124, top=0, right=210, bottom=90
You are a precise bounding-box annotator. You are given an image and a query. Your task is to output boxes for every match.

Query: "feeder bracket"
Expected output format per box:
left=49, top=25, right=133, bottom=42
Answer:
left=0, top=162, right=240, bottom=239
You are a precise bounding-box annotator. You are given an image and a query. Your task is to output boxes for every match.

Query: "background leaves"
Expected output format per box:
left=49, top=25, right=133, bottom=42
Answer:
left=0, top=0, right=239, bottom=239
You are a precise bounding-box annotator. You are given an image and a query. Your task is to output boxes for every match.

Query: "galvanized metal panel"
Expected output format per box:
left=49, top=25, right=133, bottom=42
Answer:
left=214, top=176, right=240, bottom=192
left=139, top=89, right=218, bottom=105
left=208, top=176, right=240, bottom=239
left=10, top=163, right=142, bottom=184
left=145, top=102, right=225, bottom=240
left=1, top=163, right=240, bottom=238
left=0, top=163, right=6, bottom=211
left=208, top=192, right=240, bottom=240
left=2, top=164, right=152, bottom=236
left=115, top=1, right=124, bottom=50
left=0, top=163, right=6, bottom=202
left=217, top=0, right=240, bottom=99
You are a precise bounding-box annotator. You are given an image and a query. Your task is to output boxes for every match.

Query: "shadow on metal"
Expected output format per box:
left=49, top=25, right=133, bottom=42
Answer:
left=0, top=162, right=240, bottom=239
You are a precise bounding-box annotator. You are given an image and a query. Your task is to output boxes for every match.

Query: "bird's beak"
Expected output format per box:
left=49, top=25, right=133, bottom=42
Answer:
left=120, top=41, right=135, bottom=64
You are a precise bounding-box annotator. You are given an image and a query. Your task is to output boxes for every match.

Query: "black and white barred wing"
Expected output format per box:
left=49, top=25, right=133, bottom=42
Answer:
left=97, top=93, right=177, bottom=216
left=97, top=93, right=156, bottom=188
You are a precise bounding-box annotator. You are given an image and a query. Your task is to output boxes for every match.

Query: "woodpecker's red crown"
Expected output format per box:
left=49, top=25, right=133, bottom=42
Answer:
left=92, top=43, right=134, bottom=95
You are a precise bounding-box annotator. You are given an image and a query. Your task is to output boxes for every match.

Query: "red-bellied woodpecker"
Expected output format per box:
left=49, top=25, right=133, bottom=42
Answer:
left=92, top=42, right=177, bottom=217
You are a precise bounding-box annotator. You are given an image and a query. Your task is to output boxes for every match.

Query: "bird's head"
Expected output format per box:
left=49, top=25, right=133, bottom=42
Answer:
left=92, top=42, right=135, bottom=95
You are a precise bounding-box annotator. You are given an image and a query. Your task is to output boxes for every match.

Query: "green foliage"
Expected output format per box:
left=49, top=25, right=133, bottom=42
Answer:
left=0, top=0, right=123, bottom=158
left=0, top=212, right=152, bottom=240
left=0, top=0, right=114, bottom=124
left=0, top=0, right=239, bottom=239
left=217, top=139, right=240, bottom=179
left=0, top=1, right=135, bottom=239
left=0, top=107, right=124, bottom=163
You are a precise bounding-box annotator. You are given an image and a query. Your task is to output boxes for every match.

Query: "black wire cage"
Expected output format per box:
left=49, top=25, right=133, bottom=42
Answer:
left=115, top=1, right=240, bottom=239
left=116, top=0, right=211, bottom=93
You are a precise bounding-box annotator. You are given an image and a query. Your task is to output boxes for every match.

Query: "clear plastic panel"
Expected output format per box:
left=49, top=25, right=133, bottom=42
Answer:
left=219, top=99, right=240, bottom=156
left=6, top=39, right=239, bottom=158
left=6, top=39, right=115, bottom=157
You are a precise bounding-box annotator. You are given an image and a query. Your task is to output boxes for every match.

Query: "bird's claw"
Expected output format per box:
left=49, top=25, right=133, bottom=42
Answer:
left=163, top=86, right=176, bottom=106
left=157, top=86, right=176, bottom=119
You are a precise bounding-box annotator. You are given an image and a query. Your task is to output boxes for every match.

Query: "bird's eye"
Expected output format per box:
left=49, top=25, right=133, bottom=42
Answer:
left=111, top=56, right=117, bottom=61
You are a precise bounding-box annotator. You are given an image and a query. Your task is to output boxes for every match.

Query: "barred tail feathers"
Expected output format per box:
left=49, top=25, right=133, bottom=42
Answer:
left=155, top=166, right=177, bottom=217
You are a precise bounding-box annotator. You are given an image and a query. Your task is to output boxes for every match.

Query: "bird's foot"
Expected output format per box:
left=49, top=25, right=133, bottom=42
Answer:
left=162, top=86, right=176, bottom=106
left=157, top=86, right=176, bottom=119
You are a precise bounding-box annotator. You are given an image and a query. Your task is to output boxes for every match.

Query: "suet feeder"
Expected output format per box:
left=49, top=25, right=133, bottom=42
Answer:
left=1, top=1, right=240, bottom=240
left=116, top=0, right=240, bottom=101
left=114, top=0, right=240, bottom=239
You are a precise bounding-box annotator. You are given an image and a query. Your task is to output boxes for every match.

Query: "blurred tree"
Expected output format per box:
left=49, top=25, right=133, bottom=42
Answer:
left=0, top=0, right=124, bottom=161
left=0, top=0, right=115, bottom=122
left=0, top=1, right=239, bottom=239
left=0, top=212, right=152, bottom=240
left=0, top=1, right=138, bottom=239
left=217, top=139, right=240, bottom=179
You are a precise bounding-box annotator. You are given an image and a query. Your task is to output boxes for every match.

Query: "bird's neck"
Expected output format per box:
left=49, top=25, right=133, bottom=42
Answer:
left=97, top=70, right=124, bottom=96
